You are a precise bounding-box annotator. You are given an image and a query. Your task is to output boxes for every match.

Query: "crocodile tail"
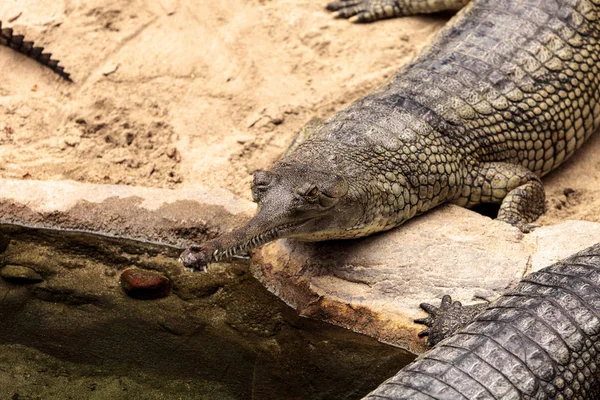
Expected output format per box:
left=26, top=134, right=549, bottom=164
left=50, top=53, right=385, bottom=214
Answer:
left=0, top=20, right=72, bottom=82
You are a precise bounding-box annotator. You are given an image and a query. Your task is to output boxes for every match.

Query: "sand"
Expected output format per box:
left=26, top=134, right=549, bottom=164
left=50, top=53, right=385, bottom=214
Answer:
left=1, top=0, right=599, bottom=225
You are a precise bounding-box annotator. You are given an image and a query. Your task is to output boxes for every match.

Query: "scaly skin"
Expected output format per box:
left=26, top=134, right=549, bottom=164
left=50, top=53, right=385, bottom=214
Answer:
left=414, top=294, right=488, bottom=347
left=327, top=0, right=470, bottom=23
left=0, top=21, right=71, bottom=81
left=181, top=0, right=600, bottom=270
left=366, top=243, right=600, bottom=400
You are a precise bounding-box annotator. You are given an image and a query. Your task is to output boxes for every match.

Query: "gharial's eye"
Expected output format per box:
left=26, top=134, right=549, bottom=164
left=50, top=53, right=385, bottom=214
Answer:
left=299, top=185, right=320, bottom=203
left=251, top=187, right=261, bottom=203
left=298, top=183, right=341, bottom=208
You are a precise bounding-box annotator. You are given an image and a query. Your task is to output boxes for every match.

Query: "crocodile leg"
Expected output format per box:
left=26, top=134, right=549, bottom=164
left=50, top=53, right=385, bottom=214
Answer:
left=414, top=294, right=488, bottom=346
left=326, top=0, right=470, bottom=23
left=455, top=162, right=546, bottom=232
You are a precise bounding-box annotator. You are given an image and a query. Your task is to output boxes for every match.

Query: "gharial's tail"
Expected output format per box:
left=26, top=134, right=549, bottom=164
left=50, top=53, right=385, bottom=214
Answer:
left=0, top=20, right=72, bottom=82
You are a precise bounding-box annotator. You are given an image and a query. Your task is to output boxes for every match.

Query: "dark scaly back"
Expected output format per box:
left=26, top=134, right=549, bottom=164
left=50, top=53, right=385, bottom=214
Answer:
left=313, top=0, right=600, bottom=177
left=381, top=0, right=600, bottom=176
left=365, top=243, right=600, bottom=399
left=0, top=20, right=72, bottom=82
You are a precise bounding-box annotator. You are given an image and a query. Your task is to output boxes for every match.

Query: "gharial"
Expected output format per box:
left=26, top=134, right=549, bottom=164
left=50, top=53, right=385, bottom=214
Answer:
left=0, top=21, right=71, bottom=81
left=180, top=0, right=600, bottom=271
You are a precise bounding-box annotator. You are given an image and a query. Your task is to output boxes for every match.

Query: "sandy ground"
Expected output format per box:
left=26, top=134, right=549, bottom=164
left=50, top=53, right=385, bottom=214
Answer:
left=0, top=0, right=599, bottom=224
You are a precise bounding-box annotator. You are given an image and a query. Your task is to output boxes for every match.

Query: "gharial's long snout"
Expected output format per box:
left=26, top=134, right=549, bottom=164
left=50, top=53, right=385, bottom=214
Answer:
left=179, top=213, right=285, bottom=271
left=180, top=170, right=284, bottom=271
left=180, top=165, right=352, bottom=272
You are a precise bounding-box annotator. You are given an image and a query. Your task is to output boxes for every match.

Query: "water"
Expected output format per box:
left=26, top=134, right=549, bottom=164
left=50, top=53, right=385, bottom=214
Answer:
left=0, top=224, right=414, bottom=400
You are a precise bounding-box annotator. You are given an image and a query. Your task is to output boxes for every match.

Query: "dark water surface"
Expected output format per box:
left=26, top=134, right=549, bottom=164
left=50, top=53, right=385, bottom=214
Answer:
left=0, top=224, right=414, bottom=399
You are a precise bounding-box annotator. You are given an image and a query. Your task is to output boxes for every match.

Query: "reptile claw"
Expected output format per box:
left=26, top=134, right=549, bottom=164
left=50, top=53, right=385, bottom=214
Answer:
left=418, top=302, right=440, bottom=316
left=440, top=294, right=453, bottom=306
left=519, top=223, right=540, bottom=233
left=417, top=328, right=432, bottom=338
left=415, top=294, right=488, bottom=347
left=414, top=317, right=434, bottom=327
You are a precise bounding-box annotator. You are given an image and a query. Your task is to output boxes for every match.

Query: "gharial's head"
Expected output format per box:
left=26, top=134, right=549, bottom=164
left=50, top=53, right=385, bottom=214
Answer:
left=180, top=162, right=364, bottom=271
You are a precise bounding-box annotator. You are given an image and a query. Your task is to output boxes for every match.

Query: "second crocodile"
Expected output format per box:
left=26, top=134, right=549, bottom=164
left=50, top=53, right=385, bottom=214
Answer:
left=365, top=242, right=600, bottom=399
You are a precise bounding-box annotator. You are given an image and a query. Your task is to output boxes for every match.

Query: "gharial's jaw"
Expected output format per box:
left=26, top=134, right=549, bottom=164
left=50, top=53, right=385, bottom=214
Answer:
left=179, top=218, right=314, bottom=271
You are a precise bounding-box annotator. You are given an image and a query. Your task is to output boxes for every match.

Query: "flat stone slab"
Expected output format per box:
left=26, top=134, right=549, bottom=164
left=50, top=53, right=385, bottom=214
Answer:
left=0, top=178, right=255, bottom=247
left=253, top=205, right=600, bottom=353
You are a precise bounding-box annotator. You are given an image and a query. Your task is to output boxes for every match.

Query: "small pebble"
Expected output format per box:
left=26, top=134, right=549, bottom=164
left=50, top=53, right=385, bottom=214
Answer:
left=0, top=265, right=44, bottom=284
left=120, top=268, right=171, bottom=300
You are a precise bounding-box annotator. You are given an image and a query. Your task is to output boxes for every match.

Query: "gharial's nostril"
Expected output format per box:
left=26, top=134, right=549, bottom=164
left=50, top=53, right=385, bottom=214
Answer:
left=253, top=170, right=273, bottom=187
left=189, top=244, right=202, bottom=252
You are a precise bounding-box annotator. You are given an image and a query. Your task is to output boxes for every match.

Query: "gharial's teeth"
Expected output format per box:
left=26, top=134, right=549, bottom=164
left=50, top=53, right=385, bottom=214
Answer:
left=215, top=221, right=305, bottom=262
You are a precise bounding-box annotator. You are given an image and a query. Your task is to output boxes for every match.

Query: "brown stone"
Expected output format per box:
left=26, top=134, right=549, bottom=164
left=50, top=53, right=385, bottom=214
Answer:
left=120, top=268, right=172, bottom=300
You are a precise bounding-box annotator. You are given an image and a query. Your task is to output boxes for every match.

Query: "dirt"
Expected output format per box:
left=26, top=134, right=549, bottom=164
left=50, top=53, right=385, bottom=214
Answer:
left=0, top=344, right=238, bottom=400
left=1, top=0, right=599, bottom=225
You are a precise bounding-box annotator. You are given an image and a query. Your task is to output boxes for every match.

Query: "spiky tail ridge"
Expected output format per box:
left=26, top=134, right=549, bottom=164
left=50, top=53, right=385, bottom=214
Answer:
left=0, top=20, right=72, bottom=82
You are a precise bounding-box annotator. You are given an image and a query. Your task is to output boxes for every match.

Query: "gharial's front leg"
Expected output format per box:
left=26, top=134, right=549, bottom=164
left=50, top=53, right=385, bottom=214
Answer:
left=326, top=0, right=470, bottom=23
left=454, top=162, right=546, bottom=233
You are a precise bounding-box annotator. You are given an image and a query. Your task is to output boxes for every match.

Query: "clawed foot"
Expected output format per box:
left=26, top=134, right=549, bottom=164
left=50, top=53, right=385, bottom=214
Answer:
left=415, top=295, right=487, bottom=347
left=326, top=0, right=402, bottom=23
left=415, top=295, right=459, bottom=346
